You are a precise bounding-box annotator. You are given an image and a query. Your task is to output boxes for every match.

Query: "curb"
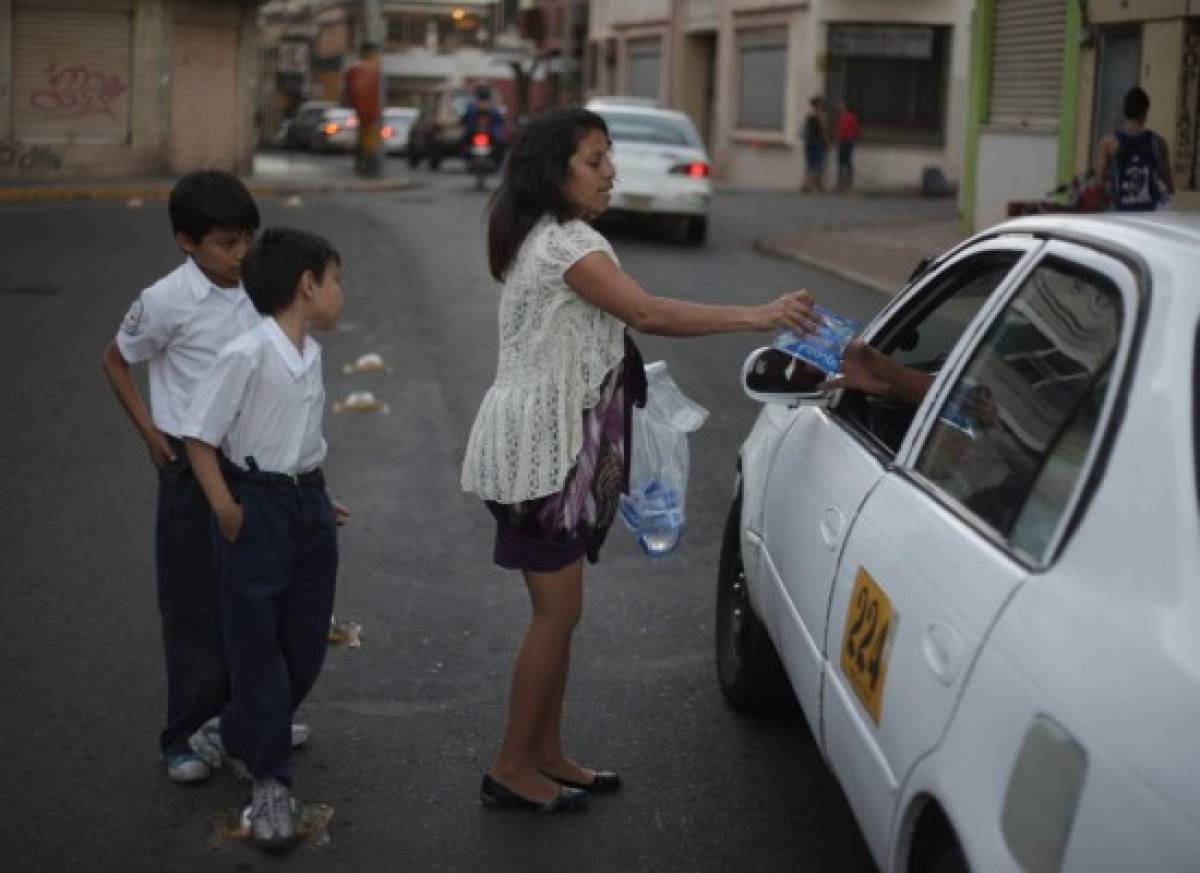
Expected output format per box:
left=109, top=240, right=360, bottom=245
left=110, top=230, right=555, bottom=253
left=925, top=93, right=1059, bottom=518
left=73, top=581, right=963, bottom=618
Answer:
left=0, top=177, right=413, bottom=204
left=753, top=236, right=897, bottom=296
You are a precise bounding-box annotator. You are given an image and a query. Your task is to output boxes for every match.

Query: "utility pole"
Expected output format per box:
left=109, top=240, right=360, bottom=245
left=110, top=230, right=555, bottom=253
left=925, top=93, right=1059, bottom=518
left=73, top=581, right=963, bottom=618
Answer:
left=348, top=0, right=386, bottom=177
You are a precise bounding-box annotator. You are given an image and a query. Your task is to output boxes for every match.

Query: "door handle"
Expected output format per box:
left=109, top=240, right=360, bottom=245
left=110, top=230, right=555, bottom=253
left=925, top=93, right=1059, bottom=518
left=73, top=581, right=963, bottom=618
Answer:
left=819, top=508, right=843, bottom=549
left=923, top=622, right=963, bottom=686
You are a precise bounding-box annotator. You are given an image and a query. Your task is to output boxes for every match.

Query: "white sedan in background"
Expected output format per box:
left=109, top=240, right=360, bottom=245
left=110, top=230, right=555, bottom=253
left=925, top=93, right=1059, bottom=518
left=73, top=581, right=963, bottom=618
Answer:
left=586, top=97, right=712, bottom=245
left=719, top=213, right=1200, bottom=872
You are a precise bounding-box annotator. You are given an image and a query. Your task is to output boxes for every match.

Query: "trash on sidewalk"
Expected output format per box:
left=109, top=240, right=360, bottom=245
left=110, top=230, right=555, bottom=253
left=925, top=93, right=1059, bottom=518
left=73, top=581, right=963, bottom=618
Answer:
left=125, top=197, right=144, bottom=209
left=332, top=390, right=389, bottom=414
left=342, top=352, right=389, bottom=374
left=328, top=616, right=363, bottom=648
left=283, top=195, right=304, bottom=208
left=209, top=801, right=334, bottom=850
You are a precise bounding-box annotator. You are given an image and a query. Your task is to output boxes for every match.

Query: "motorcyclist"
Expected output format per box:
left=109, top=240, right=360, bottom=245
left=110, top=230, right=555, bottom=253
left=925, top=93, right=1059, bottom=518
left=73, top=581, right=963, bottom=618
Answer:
left=461, top=84, right=506, bottom=163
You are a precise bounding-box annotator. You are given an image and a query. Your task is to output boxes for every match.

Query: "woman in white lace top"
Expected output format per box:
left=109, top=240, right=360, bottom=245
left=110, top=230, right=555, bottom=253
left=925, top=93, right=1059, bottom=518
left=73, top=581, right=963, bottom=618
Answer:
left=462, top=108, right=818, bottom=813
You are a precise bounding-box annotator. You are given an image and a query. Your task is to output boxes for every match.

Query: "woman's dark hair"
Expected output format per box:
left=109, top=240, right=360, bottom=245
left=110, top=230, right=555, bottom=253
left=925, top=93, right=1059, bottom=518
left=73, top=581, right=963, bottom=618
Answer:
left=241, top=226, right=340, bottom=315
left=486, top=108, right=609, bottom=281
left=168, top=169, right=260, bottom=241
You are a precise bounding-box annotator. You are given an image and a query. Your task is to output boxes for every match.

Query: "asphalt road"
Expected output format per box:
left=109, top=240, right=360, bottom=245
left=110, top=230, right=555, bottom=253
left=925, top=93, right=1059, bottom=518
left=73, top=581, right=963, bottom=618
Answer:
left=0, top=161, right=929, bottom=871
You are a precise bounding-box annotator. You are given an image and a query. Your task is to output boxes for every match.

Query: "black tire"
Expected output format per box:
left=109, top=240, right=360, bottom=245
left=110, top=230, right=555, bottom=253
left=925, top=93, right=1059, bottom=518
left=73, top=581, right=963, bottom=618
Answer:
left=925, top=842, right=969, bottom=873
left=685, top=216, right=708, bottom=246
left=408, top=150, right=421, bottom=169
left=429, top=152, right=442, bottom=171
left=715, top=493, right=791, bottom=712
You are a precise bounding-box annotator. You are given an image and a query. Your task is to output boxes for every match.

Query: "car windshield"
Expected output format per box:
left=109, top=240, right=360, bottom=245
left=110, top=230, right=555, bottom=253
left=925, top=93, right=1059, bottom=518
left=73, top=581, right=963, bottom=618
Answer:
left=598, top=110, right=699, bottom=147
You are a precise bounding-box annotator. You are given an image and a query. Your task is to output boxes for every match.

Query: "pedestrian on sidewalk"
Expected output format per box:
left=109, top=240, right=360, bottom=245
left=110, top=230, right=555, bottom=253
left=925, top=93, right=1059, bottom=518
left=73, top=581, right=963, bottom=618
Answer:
left=801, top=95, right=829, bottom=193
left=835, top=99, right=860, bottom=192
left=461, top=108, right=819, bottom=813
left=1093, top=86, right=1174, bottom=212
left=183, top=227, right=347, bottom=852
left=100, top=170, right=264, bottom=785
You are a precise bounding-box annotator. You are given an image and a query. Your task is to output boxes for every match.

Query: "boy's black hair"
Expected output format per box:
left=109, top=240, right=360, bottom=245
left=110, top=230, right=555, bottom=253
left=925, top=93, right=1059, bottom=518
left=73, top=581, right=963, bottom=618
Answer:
left=241, top=227, right=340, bottom=316
left=168, top=170, right=261, bottom=241
left=1123, top=86, right=1150, bottom=122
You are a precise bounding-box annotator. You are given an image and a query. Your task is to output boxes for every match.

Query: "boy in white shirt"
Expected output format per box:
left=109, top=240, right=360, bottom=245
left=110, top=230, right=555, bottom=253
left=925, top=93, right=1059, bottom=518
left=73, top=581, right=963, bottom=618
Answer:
left=100, top=170, right=265, bottom=784
left=182, top=227, right=345, bottom=852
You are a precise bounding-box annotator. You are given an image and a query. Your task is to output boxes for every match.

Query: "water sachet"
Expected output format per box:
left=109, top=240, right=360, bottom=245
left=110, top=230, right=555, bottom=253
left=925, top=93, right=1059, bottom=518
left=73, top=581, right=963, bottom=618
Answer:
left=773, top=305, right=863, bottom=375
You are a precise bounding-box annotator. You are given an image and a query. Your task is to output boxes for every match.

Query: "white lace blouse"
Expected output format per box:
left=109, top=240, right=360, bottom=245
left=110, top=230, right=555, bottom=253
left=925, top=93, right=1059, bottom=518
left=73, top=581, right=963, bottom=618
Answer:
left=461, top=216, right=626, bottom=503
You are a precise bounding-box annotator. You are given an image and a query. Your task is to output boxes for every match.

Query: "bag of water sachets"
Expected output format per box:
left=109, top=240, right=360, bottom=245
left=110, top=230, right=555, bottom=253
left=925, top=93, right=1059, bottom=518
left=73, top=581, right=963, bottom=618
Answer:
left=773, top=305, right=863, bottom=375
left=619, top=361, right=708, bottom=558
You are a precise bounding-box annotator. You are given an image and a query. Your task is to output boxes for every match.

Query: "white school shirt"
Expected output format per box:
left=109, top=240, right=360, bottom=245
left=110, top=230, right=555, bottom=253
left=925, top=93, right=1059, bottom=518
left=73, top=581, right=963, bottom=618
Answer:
left=115, top=258, right=262, bottom=438
left=180, top=318, right=327, bottom=475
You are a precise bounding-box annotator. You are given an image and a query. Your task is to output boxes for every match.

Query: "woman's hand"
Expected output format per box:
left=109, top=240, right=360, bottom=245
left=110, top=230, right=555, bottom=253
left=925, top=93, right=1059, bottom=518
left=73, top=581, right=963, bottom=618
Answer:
left=216, top=503, right=244, bottom=544
left=755, top=290, right=819, bottom=333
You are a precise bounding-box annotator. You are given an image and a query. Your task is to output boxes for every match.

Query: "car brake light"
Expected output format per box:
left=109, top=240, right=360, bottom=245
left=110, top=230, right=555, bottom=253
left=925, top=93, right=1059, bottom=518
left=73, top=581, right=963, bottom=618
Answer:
left=381, top=125, right=394, bottom=138
left=323, top=122, right=338, bottom=135
left=670, top=161, right=709, bottom=178
left=472, top=133, right=490, bottom=147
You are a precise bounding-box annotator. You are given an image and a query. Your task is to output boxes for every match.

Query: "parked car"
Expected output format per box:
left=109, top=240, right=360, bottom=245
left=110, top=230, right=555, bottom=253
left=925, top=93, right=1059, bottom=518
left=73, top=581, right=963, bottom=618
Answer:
left=382, top=106, right=418, bottom=155
left=719, top=212, right=1200, bottom=872
left=586, top=97, right=712, bottom=245
left=308, top=106, right=358, bottom=153
left=407, top=86, right=506, bottom=169
left=285, top=100, right=336, bottom=150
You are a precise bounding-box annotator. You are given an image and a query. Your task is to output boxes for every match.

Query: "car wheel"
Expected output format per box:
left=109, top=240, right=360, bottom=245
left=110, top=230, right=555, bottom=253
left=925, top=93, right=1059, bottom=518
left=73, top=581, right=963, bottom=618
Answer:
left=429, top=152, right=442, bottom=171
left=715, top=492, right=791, bottom=712
left=924, top=842, right=969, bottom=873
left=686, top=216, right=708, bottom=246
left=408, top=150, right=421, bottom=168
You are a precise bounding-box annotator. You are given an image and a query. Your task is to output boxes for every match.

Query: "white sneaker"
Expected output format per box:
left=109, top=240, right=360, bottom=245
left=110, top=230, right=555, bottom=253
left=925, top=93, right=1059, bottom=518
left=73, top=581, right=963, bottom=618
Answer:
left=248, top=778, right=300, bottom=852
left=165, top=752, right=211, bottom=783
left=290, top=722, right=310, bottom=748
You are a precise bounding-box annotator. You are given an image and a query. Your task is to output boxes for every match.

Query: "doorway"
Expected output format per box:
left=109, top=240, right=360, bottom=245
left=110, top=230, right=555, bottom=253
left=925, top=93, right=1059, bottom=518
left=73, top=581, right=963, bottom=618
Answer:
left=682, top=31, right=717, bottom=146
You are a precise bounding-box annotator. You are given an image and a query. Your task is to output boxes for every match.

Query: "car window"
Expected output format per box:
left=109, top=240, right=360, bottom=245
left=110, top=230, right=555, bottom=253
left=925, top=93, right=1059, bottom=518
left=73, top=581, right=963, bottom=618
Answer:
left=834, top=251, right=1024, bottom=455
left=598, top=110, right=699, bottom=147
left=914, top=256, right=1124, bottom=563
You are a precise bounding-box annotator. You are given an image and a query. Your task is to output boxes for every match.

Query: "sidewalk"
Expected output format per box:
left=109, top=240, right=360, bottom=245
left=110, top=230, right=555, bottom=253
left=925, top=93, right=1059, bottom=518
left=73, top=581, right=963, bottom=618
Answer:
left=0, top=151, right=412, bottom=203
left=756, top=207, right=966, bottom=295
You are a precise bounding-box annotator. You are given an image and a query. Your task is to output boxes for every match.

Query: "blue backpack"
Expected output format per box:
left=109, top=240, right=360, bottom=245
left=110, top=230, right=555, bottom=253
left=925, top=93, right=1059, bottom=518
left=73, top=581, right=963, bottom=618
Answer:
left=1111, top=129, right=1163, bottom=212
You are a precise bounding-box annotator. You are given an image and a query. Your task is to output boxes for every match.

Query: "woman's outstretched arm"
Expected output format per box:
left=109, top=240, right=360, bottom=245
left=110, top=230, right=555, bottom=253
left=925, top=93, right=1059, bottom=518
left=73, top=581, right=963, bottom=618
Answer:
left=566, top=251, right=820, bottom=338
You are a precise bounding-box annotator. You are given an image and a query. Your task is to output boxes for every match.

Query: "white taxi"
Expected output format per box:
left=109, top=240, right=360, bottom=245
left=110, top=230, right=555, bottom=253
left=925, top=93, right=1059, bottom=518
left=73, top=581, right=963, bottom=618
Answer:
left=718, top=213, right=1200, bottom=873
left=586, top=97, right=712, bottom=245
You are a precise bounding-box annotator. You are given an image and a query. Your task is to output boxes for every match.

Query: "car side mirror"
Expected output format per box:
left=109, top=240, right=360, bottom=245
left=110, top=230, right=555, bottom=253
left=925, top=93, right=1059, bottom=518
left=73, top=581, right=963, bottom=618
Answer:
left=742, top=347, right=832, bottom=406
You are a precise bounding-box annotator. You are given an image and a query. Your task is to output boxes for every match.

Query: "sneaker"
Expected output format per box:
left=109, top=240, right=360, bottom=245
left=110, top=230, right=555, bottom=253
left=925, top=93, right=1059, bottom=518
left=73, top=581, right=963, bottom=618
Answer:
left=165, top=751, right=211, bottom=783
left=188, top=717, right=250, bottom=781
left=248, top=778, right=299, bottom=852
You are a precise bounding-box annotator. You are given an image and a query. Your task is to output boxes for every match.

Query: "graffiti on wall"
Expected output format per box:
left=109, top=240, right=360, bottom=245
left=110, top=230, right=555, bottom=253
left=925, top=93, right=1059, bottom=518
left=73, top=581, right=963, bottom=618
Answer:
left=0, top=141, right=63, bottom=171
left=29, top=63, right=127, bottom=118
left=1177, top=23, right=1200, bottom=191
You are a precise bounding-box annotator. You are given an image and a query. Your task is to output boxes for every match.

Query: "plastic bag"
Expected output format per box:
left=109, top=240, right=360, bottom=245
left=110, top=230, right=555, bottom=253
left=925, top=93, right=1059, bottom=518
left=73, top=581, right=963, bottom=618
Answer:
left=619, top=361, right=708, bottom=557
left=772, top=304, right=863, bottom=375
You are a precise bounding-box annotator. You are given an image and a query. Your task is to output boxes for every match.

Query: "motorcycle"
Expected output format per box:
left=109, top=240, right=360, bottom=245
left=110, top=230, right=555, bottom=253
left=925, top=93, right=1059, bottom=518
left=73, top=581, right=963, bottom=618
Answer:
left=467, top=130, right=498, bottom=191
left=1006, top=171, right=1108, bottom=216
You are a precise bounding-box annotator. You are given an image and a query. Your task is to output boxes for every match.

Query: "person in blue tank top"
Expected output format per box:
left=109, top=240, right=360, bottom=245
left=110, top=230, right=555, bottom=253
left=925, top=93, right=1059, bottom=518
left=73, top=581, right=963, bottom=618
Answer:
left=1093, top=86, right=1175, bottom=212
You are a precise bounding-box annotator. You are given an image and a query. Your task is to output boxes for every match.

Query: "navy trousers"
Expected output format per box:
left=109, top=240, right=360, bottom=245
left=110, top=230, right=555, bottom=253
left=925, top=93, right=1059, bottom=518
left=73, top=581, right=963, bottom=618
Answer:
left=213, top=476, right=338, bottom=785
left=155, top=443, right=229, bottom=757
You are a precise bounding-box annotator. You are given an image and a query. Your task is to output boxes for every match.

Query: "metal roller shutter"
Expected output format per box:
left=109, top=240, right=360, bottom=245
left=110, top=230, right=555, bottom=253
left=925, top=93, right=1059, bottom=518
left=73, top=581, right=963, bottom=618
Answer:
left=168, top=24, right=239, bottom=172
left=11, top=7, right=133, bottom=144
left=989, top=0, right=1067, bottom=124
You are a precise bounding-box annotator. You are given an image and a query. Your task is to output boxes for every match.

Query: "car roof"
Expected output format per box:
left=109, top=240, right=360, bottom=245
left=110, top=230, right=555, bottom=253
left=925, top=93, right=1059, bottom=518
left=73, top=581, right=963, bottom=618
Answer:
left=991, top=212, right=1200, bottom=264
left=587, top=99, right=691, bottom=123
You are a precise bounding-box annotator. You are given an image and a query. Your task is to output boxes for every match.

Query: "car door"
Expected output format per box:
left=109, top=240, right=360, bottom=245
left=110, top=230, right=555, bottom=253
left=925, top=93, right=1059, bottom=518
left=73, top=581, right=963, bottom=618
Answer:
left=757, top=237, right=1043, bottom=739
left=820, top=240, right=1135, bottom=864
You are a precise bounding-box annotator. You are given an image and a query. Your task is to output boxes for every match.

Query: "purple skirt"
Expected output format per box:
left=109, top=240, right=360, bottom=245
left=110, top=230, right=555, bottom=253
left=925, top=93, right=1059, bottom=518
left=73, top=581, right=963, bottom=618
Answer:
left=486, top=334, right=646, bottom=573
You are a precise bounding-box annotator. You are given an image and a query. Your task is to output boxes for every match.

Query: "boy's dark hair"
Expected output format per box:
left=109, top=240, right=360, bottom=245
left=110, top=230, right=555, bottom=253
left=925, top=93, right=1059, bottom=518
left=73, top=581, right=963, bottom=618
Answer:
left=168, top=170, right=260, bottom=241
left=486, top=108, right=609, bottom=281
left=1123, top=86, right=1150, bottom=122
left=241, top=227, right=340, bottom=316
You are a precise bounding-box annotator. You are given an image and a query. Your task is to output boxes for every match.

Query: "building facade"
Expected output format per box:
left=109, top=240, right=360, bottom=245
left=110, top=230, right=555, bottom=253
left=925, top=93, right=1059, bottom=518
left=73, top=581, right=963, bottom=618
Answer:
left=964, top=0, right=1200, bottom=232
left=0, top=0, right=260, bottom=181
left=587, top=0, right=972, bottom=191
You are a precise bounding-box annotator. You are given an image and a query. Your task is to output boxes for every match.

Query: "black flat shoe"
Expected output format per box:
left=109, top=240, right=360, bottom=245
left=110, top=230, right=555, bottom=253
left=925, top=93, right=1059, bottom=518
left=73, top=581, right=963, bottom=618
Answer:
left=541, top=769, right=621, bottom=792
left=479, top=774, right=590, bottom=813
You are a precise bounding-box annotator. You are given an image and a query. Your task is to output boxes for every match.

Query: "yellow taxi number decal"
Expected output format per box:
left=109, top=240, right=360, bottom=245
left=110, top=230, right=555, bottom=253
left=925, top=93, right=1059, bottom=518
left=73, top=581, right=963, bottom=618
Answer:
left=839, top=568, right=895, bottom=725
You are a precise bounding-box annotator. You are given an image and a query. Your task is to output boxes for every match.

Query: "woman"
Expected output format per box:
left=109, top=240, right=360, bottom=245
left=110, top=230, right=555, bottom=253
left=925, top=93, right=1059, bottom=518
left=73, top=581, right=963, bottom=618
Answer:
left=461, top=108, right=818, bottom=812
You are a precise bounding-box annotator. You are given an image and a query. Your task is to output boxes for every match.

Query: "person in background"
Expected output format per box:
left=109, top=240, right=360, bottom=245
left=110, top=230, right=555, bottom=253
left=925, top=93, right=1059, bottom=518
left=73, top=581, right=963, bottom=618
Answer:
left=1093, top=86, right=1174, bottom=211
left=835, top=99, right=861, bottom=192
left=801, top=96, right=830, bottom=193
left=461, top=108, right=818, bottom=813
